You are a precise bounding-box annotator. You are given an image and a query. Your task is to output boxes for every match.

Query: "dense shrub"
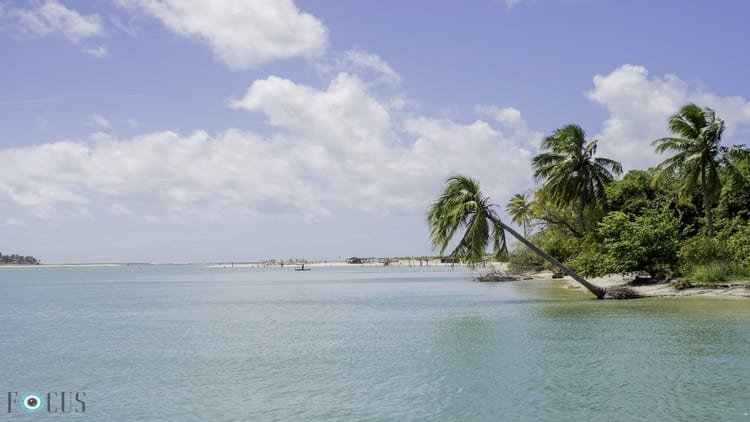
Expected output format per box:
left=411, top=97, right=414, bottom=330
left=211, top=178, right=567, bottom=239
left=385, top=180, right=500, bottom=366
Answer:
left=573, top=250, right=617, bottom=278
left=690, top=263, right=731, bottom=282
left=604, top=170, right=657, bottom=215
left=574, top=208, right=682, bottom=277
left=533, top=229, right=582, bottom=263
left=678, top=236, right=731, bottom=269
left=678, top=229, right=750, bottom=281
left=727, top=224, right=750, bottom=264
left=507, top=245, right=547, bottom=274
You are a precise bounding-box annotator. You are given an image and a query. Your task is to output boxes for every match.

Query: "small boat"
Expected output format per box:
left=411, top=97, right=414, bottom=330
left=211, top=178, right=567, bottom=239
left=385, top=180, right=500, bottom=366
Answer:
left=294, top=264, right=311, bottom=271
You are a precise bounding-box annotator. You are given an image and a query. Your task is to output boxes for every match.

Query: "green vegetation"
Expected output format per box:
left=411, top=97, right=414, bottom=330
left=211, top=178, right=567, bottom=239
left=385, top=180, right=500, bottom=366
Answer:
left=505, top=193, right=533, bottom=237
left=532, top=124, right=622, bottom=235
left=428, top=103, right=750, bottom=287
left=0, top=252, right=39, bottom=265
left=575, top=208, right=682, bottom=278
left=652, top=104, right=726, bottom=237
left=428, top=176, right=608, bottom=298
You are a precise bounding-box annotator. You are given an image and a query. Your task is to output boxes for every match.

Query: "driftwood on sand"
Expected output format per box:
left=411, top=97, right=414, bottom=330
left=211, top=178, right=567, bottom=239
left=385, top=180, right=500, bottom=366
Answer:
left=474, top=269, right=533, bottom=282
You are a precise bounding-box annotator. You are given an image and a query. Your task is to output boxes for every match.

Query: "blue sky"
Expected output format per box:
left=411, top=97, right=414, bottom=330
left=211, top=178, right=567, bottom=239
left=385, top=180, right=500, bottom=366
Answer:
left=1, top=0, right=749, bottom=263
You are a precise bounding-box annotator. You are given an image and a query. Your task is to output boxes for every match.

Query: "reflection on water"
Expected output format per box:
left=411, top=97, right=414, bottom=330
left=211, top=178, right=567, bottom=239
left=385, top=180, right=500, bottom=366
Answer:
left=0, top=265, right=748, bottom=420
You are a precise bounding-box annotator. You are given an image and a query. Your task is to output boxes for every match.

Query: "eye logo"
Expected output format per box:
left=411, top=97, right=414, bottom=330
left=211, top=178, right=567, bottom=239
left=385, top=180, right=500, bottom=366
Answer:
left=20, top=393, right=44, bottom=413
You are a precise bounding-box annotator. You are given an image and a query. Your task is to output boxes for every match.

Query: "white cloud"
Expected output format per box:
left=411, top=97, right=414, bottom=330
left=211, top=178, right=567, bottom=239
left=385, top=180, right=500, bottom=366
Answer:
left=232, top=74, right=535, bottom=213
left=118, top=0, right=328, bottom=69
left=474, top=104, right=543, bottom=146
left=1, top=73, right=534, bottom=223
left=0, top=130, right=321, bottom=221
left=87, top=113, right=111, bottom=129
left=0, top=141, right=91, bottom=219
left=587, top=64, right=750, bottom=170
left=475, top=105, right=524, bottom=128
left=83, top=44, right=108, bottom=57
left=313, top=49, right=402, bottom=88
left=2, top=1, right=107, bottom=54
left=401, top=117, right=534, bottom=209
left=339, top=50, right=402, bottom=86
left=344, top=50, right=401, bottom=84
left=109, top=14, right=138, bottom=37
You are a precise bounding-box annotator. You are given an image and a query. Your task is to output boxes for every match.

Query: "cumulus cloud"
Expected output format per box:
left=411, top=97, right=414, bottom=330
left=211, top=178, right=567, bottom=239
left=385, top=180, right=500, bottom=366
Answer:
left=0, top=73, right=534, bottom=222
left=0, top=129, right=322, bottom=221
left=2, top=1, right=107, bottom=54
left=87, top=113, right=111, bottom=129
left=232, top=73, right=534, bottom=213
left=344, top=50, right=401, bottom=85
left=474, top=104, right=543, bottom=148
left=315, top=50, right=402, bottom=86
left=118, top=0, right=328, bottom=69
left=83, top=44, right=108, bottom=57
left=587, top=64, right=750, bottom=169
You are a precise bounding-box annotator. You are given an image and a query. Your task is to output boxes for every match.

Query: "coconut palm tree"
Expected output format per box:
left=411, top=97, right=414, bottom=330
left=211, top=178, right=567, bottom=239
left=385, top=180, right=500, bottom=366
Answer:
left=532, top=125, right=622, bottom=235
left=652, top=104, right=725, bottom=238
left=427, top=175, right=608, bottom=299
left=505, top=192, right=533, bottom=237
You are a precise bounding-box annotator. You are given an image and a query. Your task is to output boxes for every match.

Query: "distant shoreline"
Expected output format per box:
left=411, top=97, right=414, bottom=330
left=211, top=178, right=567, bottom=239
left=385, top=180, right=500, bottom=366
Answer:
left=205, top=259, right=465, bottom=268
left=5, top=262, right=746, bottom=298
left=0, top=259, right=466, bottom=269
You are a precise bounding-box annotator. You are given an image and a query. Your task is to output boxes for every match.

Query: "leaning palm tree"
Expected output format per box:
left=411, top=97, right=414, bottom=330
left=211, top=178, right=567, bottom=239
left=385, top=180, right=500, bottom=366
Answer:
left=428, top=176, right=609, bottom=299
left=532, top=125, right=622, bottom=235
left=652, top=104, right=725, bottom=237
left=505, top=193, right=533, bottom=237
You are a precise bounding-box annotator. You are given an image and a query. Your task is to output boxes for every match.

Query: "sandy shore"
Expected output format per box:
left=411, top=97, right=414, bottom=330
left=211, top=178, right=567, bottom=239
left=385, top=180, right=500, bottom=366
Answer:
left=559, top=273, right=750, bottom=299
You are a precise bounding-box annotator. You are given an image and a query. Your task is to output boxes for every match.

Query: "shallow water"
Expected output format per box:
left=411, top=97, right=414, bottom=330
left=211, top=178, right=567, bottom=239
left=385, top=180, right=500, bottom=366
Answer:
left=1, top=265, right=749, bottom=420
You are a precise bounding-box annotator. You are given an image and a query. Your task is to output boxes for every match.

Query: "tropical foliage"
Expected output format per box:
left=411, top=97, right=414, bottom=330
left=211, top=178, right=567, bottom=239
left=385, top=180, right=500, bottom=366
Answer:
left=427, top=176, right=507, bottom=264
left=652, top=104, right=725, bottom=237
left=574, top=208, right=682, bottom=278
left=428, top=104, right=750, bottom=285
left=532, top=124, right=622, bottom=235
left=0, top=252, right=39, bottom=265
left=428, top=176, right=608, bottom=298
left=505, top=193, right=533, bottom=237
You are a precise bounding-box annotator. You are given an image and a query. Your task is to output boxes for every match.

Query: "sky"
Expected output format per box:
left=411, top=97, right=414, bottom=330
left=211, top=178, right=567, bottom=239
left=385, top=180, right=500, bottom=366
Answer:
left=1, top=0, right=750, bottom=263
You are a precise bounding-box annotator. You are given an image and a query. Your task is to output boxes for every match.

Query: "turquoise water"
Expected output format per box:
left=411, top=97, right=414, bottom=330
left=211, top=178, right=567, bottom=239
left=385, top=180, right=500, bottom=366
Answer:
left=1, top=265, right=749, bottom=420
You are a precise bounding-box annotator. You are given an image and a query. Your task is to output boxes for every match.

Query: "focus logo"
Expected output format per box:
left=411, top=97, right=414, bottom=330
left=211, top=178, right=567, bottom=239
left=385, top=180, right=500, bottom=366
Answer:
left=20, top=392, right=44, bottom=413
left=6, top=392, right=86, bottom=413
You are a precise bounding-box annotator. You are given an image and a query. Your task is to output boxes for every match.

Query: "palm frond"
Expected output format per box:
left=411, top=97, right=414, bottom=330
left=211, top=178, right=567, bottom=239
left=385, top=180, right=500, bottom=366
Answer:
left=426, top=175, right=504, bottom=266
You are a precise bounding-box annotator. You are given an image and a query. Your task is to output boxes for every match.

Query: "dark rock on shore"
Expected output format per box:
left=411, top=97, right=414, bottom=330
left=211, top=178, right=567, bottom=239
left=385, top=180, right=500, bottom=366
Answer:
left=603, top=286, right=642, bottom=299
left=475, top=270, right=533, bottom=282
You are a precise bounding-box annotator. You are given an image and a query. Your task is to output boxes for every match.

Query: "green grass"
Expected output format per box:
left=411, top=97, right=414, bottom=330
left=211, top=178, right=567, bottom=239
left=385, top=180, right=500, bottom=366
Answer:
left=689, top=262, right=750, bottom=284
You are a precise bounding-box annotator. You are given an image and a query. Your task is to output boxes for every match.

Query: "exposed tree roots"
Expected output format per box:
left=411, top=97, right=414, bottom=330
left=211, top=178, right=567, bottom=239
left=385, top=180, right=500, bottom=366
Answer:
left=603, top=286, right=642, bottom=300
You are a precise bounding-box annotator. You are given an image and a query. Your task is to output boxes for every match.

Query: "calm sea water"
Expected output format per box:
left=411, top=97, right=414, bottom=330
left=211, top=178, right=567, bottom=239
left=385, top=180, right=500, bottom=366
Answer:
left=1, top=265, right=749, bottom=420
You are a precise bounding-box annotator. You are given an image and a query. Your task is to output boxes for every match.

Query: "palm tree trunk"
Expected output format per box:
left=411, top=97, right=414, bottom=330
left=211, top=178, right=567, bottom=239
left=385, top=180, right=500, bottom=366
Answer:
left=491, top=216, right=606, bottom=299
left=700, top=165, right=714, bottom=237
